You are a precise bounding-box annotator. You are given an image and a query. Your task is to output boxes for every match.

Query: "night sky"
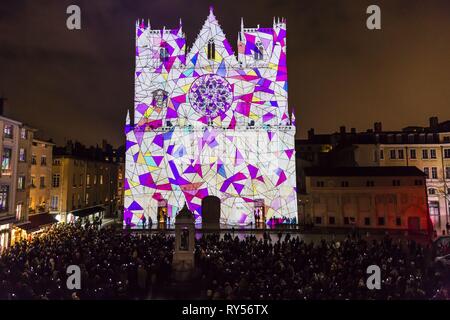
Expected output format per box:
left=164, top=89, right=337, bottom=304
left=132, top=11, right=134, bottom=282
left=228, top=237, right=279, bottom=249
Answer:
left=1, top=0, right=450, bottom=147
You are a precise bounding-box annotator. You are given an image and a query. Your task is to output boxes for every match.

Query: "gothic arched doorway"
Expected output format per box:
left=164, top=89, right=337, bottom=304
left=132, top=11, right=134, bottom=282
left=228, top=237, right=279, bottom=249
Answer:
left=201, top=196, right=220, bottom=229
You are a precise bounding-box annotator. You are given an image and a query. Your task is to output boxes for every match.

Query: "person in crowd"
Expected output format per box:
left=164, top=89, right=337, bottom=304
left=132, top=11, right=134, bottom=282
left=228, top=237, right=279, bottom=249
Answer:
left=196, top=233, right=450, bottom=300
left=1, top=224, right=448, bottom=300
left=0, top=224, right=174, bottom=300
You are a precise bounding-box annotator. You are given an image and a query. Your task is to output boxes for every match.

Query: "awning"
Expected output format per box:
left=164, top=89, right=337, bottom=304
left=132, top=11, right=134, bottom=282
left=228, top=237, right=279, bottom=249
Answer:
left=0, top=215, right=17, bottom=226
left=71, top=205, right=105, bottom=218
left=19, top=213, right=58, bottom=232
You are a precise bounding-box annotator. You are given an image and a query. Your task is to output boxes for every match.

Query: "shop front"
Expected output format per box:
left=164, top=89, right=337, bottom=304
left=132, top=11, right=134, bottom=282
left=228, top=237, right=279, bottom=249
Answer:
left=0, top=216, right=16, bottom=252
left=70, top=205, right=105, bottom=225
left=11, top=213, right=59, bottom=245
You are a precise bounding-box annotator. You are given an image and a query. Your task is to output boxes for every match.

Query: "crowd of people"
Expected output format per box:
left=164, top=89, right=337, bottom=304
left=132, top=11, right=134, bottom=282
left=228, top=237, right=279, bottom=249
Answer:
left=0, top=223, right=448, bottom=300
left=196, top=233, right=450, bottom=300
left=0, top=224, right=173, bottom=300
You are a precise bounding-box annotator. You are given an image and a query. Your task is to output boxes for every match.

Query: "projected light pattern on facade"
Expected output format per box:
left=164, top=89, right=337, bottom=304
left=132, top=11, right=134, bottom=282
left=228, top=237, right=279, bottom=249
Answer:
left=124, top=7, right=297, bottom=226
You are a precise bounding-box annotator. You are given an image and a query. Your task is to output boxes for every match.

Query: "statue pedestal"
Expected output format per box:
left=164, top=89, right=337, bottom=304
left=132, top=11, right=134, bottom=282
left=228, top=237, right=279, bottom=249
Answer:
left=172, top=202, right=196, bottom=282
left=172, top=258, right=195, bottom=282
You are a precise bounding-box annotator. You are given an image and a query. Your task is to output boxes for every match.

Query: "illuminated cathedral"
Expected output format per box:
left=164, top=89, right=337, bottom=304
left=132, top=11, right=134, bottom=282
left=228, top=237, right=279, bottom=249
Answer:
left=124, top=7, right=297, bottom=226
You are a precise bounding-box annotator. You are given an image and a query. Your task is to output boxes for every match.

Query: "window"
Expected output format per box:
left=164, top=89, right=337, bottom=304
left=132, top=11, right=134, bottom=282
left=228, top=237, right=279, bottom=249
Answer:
left=100, top=175, right=104, bottom=185
left=19, top=148, right=26, bottom=162
left=316, top=181, right=324, bottom=187
left=395, top=217, right=401, bottom=226
left=50, top=196, right=58, bottom=210
left=428, top=188, right=437, bottom=195
left=86, top=174, right=91, bottom=186
left=16, top=203, right=23, bottom=221
left=17, top=176, right=25, bottom=190
left=0, top=185, right=9, bottom=212
left=72, top=174, right=76, bottom=187
left=329, top=217, right=336, bottom=225
left=80, top=174, right=83, bottom=186
left=20, top=128, right=27, bottom=139
left=39, top=176, right=45, bottom=188
left=431, top=167, right=438, bottom=179
left=315, top=216, right=322, bottom=225
left=380, top=149, right=384, bottom=160
left=85, top=193, right=89, bottom=205
left=378, top=217, right=385, bottom=226
left=31, top=155, right=37, bottom=165
left=254, top=41, right=263, bottom=60
left=429, top=201, right=440, bottom=216
left=344, top=217, right=350, bottom=225
left=1, top=148, right=12, bottom=174
left=422, top=149, right=429, bottom=159
left=159, top=45, right=169, bottom=62
left=398, top=149, right=404, bottom=159
left=414, top=179, right=423, bottom=186
left=53, top=159, right=61, bottom=165
left=392, top=180, right=401, bottom=186
left=40, top=155, right=47, bottom=166
left=423, top=167, right=429, bottom=179
left=366, top=180, right=375, bottom=187
left=341, top=181, right=349, bottom=187
left=410, top=149, right=416, bottom=159
left=71, top=194, right=75, bottom=209
left=446, top=167, right=450, bottom=179
left=94, top=175, right=97, bottom=185
left=52, top=174, right=60, bottom=188
left=3, top=125, right=13, bottom=139
left=444, top=149, right=450, bottom=159
left=430, top=149, right=437, bottom=159
left=31, top=176, right=36, bottom=188
left=207, top=39, right=215, bottom=60
left=390, top=150, right=396, bottom=159
left=364, top=217, right=371, bottom=226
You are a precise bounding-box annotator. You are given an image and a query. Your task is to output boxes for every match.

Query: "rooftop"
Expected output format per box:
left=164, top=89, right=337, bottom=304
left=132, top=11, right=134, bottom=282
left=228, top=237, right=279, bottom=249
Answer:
left=304, top=166, right=426, bottom=177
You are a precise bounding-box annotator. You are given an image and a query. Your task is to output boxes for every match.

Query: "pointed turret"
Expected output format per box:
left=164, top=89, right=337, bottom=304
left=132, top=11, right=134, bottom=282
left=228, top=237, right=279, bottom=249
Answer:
left=178, top=18, right=183, bottom=36
left=126, top=109, right=130, bottom=125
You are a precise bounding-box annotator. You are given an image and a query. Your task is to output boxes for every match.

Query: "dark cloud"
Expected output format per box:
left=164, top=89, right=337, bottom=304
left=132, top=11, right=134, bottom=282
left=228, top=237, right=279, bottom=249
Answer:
left=1, top=0, right=450, bottom=147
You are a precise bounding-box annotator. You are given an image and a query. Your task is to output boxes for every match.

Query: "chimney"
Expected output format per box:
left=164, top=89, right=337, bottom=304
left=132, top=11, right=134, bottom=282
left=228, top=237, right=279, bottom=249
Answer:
left=339, top=126, right=346, bottom=134
left=307, top=128, right=315, bottom=140
left=429, top=116, right=439, bottom=129
left=374, top=122, right=382, bottom=133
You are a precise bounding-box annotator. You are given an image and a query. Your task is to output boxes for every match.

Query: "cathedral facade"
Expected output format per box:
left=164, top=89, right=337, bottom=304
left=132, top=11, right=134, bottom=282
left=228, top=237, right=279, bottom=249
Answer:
left=124, top=8, right=297, bottom=226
